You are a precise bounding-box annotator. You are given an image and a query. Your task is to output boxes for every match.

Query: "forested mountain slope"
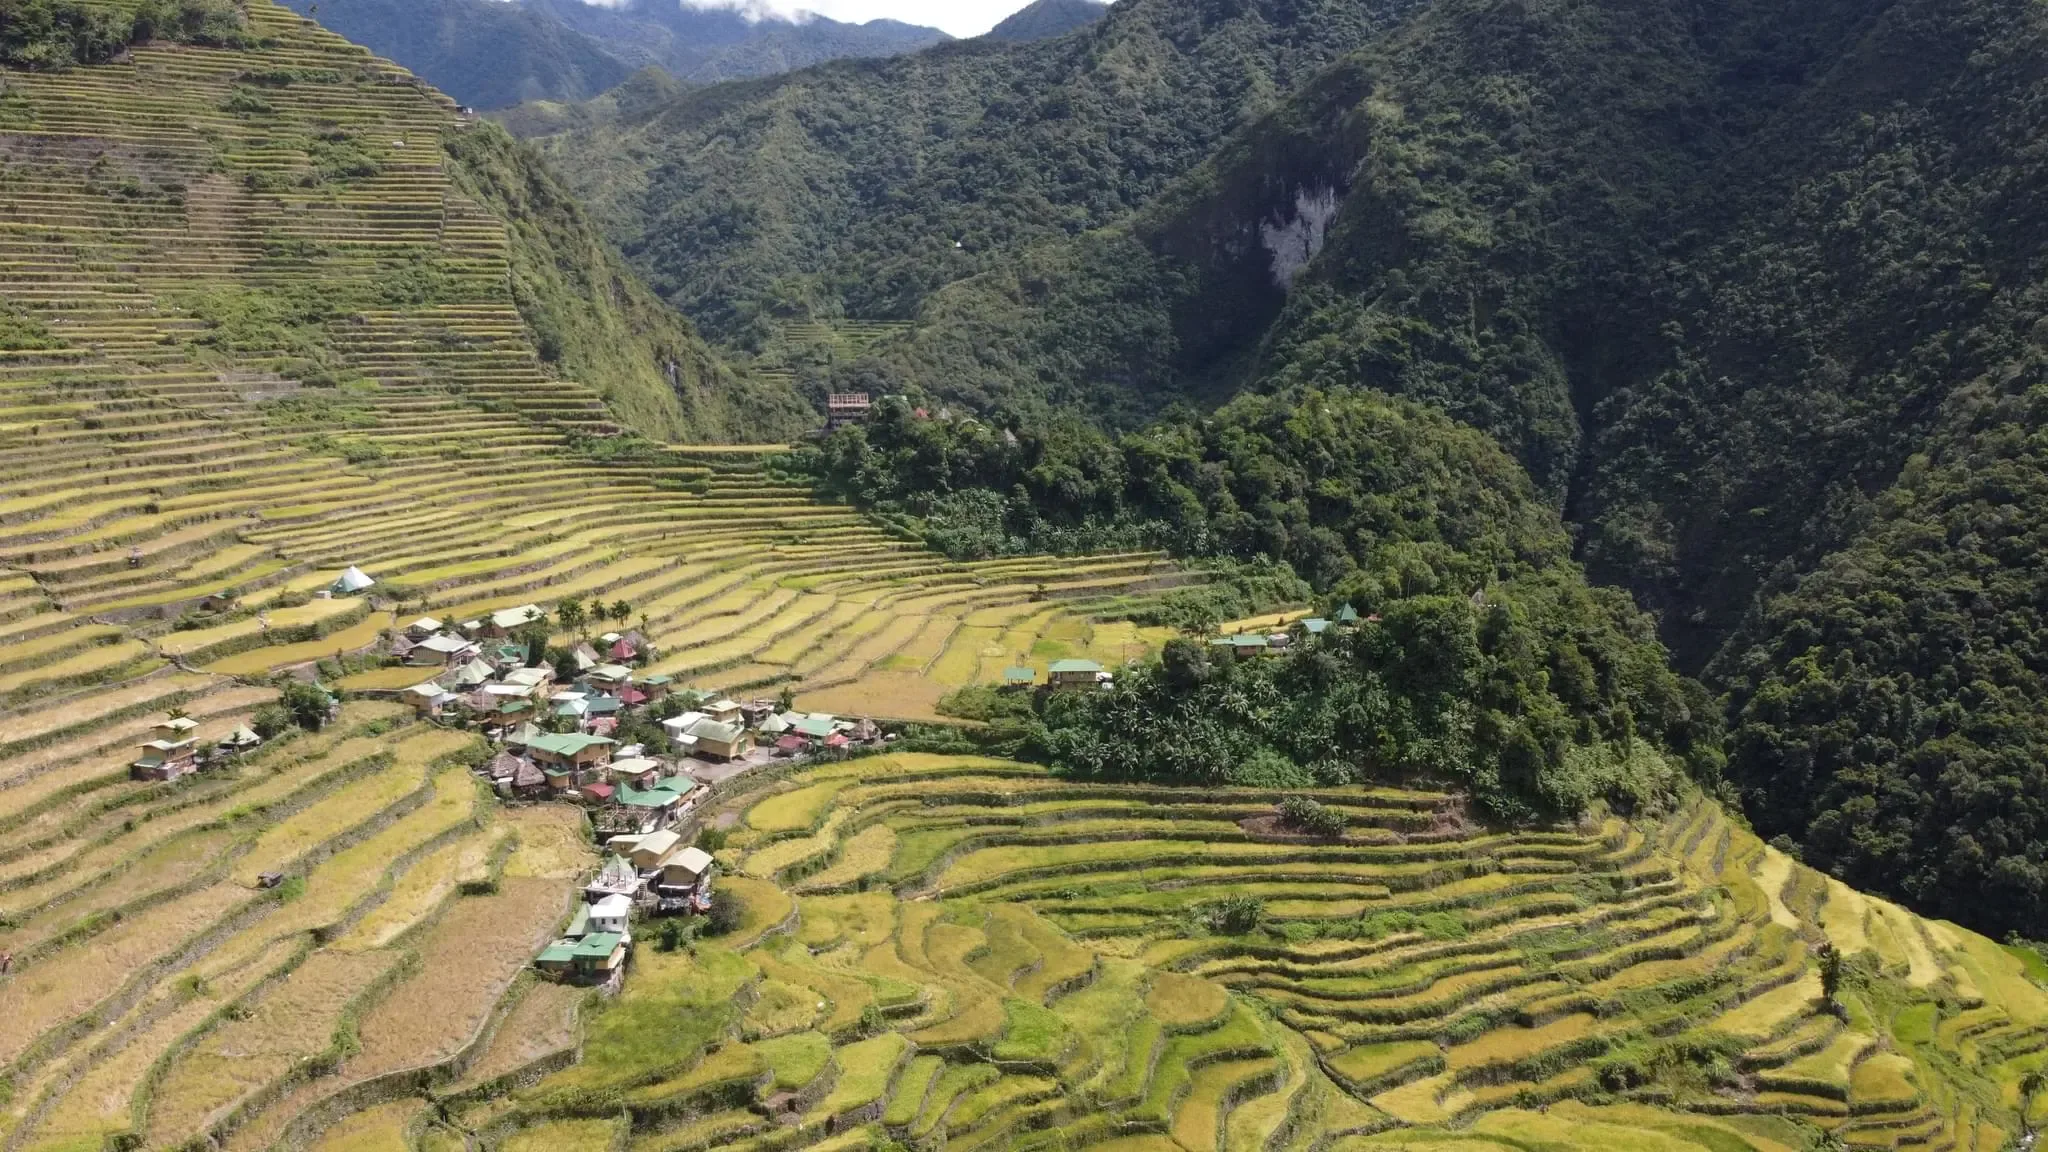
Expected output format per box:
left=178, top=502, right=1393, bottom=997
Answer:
left=984, top=0, right=1110, bottom=42
left=548, top=0, right=2048, bottom=936
left=520, top=0, right=1412, bottom=349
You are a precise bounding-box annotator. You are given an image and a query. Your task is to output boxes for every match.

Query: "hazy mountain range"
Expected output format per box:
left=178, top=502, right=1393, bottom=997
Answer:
left=280, top=0, right=1108, bottom=109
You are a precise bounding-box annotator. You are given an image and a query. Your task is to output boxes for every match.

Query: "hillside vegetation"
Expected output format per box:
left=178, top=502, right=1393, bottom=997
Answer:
left=545, top=0, right=2048, bottom=939
left=520, top=0, right=1407, bottom=356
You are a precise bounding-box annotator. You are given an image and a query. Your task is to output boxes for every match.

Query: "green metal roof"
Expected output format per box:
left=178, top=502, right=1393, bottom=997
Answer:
left=1301, top=618, right=1331, bottom=633
left=1335, top=603, right=1360, bottom=623
left=1003, top=666, right=1036, bottom=683
left=618, top=782, right=687, bottom=808
left=528, top=732, right=615, bottom=756
left=688, top=719, right=746, bottom=744
left=1230, top=634, right=1269, bottom=648
left=791, top=715, right=836, bottom=739
left=572, top=932, right=622, bottom=959
left=1047, top=659, right=1102, bottom=674
left=536, top=942, right=578, bottom=964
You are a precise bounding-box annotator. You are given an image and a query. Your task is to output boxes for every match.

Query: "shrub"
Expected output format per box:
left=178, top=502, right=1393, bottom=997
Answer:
left=250, top=702, right=292, bottom=740
left=1277, top=796, right=1347, bottom=839
left=1204, top=895, right=1263, bottom=935
left=703, top=888, right=743, bottom=936
left=695, top=826, right=728, bottom=853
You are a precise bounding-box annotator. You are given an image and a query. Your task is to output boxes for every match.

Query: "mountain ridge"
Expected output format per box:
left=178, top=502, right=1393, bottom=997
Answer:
left=275, top=0, right=949, bottom=108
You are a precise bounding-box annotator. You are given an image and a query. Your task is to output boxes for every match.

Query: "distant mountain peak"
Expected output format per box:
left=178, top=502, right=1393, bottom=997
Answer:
left=985, top=0, right=1109, bottom=42
left=281, top=0, right=947, bottom=109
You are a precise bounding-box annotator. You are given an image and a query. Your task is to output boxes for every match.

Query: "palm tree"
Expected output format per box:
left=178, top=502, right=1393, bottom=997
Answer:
left=610, top=600, right=632, bottom=628
left=556, top=597, right=585, bottom=638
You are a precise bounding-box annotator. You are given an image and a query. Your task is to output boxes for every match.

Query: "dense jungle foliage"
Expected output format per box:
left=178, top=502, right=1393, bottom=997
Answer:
left=442, top=123, right=814, bottom=443
left=738, top=0, right=2048, bottom=937
left=1, top=0, right=254, bottom=68
left=805, top=389, right=1720, bottom=822
left=520, top=0, right=1408, bottom=349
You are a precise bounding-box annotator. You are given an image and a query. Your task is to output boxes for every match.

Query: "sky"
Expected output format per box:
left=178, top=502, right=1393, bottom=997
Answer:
left=674, top=0, right=1045, bottom=37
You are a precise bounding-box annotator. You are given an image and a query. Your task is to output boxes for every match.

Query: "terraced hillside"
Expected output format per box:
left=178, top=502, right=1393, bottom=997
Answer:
left=438, top=755, right=2048, bottom=1152
left=0, top=9, right=1199, bottom=1149
left=0, top=698, right=599, bottom=1152
left=0, top=0, right=1194, bottom=722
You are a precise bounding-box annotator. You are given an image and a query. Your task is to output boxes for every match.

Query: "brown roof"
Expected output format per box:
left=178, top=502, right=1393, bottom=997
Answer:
left=513, top=761, right=547, bottom=788
left=487, top=751, right=525, bottom=780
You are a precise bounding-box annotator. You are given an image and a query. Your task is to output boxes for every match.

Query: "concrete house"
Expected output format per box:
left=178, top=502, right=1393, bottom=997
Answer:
left=526, top=732, right=615, bottom=775
left=589, top=893, right=633, bottom=935
left=687, top=718, right=752, bottom=761
left=480, top=604, right=545, bottom=639
left=408, top=632, right=481, bottom=668
left=132, top=735, right=199, bottom=781
left=1047, top=658, right=1106, bottom=689
left=535, top=933, right=627, bottom=984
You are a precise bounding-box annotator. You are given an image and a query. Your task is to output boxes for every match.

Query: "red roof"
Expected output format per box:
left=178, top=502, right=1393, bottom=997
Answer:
left=775, top=734, right=808, bottom=751
left=611, top=639, right=637, bottom=660
left=588, top=717, right=617, bottom=735
left=618, top=686, right=647, bottom=705
left=824, top=732, right=850, bottom=748
left=582, top=782, right=615, bottom=801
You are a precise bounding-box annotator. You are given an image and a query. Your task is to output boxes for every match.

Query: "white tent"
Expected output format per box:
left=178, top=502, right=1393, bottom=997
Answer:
left=332, top=566, right=375, bottom=594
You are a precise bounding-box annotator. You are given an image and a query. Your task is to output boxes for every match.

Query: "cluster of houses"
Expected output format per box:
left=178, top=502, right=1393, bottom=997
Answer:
left=534, top=833, right=718, bottom=987
left=1209, top=604, right=1369, bottom=657
left=999, top=658, right=1116, bottom=691
left=369, top=599, right=895, bottom=986
left=131, top=714, right=267, bottom=781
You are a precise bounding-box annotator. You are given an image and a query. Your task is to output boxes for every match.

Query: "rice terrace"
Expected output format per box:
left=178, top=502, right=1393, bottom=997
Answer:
left=4, top=1, right=2048, bottom=1152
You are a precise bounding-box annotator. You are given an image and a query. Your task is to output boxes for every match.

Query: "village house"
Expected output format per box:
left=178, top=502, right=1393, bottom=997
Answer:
left=535, top=931, right=627, bottom=985
left=1047, top=658, right=1106, bottom=689
left=217, top=726, right=263, bottom=755
left=479, top=604, right=545, bottom=639
left=588, top=893, right=633, bottom=935
left=657, top=846, right=716, bottom=912
left=510, top=759, right=549, bottom=800
left=408, top=632, right=481, bottom=668
left=1003, top=665, right=1037, bottom=689
left=616, top=827, right=683, bottom=873
left=587, top=663, right=634, bottom=691
left=403, top=681, right=457, bottom=718
left=132, top=733, right=199, bottom=781
left=790, top=714, right=837, bottom=741
left=686, top=718, right=752, bottom=761
left=633, top=673, right=671, bottom=703
left=527, top=731, right=615, bottom=778
left=406, top=617, right=442, bottom=639
left=660, top=709, right=708, bottom=746
left=703, top=698, right=743, bottom=725
left=448, top=657, right=496, bottom=690
left=607, top=757, right=662, bottom=789
left=502, top=666, right=553, bottom=693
